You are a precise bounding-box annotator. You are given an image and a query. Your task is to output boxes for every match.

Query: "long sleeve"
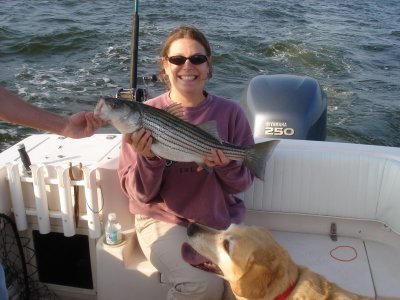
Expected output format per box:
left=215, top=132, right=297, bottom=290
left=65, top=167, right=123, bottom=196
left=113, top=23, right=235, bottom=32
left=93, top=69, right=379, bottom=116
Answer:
left=118, top=138, right=166, bottom=203
left=213, top=104, right=255, bottom=194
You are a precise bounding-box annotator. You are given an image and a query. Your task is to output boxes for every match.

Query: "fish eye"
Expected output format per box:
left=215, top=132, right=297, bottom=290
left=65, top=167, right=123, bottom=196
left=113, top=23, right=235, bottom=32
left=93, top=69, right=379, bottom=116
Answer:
left=109, top=101, right=120, bottom=109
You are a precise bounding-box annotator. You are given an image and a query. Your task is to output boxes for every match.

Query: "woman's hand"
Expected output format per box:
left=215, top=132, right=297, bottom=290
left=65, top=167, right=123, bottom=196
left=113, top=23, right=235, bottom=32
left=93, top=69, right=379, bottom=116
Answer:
left=123, top=129, right=156, bottom=158
left=197, top=149, right=231, bottom=172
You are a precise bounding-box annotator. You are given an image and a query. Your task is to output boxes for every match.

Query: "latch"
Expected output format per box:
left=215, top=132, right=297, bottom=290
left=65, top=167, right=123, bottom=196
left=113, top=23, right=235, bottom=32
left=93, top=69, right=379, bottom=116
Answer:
left=330, top=222, right=337, bottom=241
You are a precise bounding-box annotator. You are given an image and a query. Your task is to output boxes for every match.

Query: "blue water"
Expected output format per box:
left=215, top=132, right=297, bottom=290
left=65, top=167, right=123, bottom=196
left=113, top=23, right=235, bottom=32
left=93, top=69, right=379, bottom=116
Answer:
left=1, top=0, right=399, bottom=151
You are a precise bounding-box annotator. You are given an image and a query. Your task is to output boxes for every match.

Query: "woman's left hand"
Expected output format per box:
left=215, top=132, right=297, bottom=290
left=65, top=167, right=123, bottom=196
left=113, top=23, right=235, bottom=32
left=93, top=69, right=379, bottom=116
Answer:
left=199, top=149, right=231, bottom=171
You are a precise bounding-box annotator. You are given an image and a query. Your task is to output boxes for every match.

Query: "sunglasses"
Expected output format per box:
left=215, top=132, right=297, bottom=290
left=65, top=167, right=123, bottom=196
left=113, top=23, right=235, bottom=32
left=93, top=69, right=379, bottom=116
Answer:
left=167, top=54, right=208, bottom=65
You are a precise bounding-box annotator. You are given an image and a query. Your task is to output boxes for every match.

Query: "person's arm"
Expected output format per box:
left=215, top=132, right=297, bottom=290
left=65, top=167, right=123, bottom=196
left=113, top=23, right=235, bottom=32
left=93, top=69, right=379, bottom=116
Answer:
left=212, top=102, right=255, bottom=194
left=118, top=132, right=166, bottom=203
left=0, top=86, right=105, bottom=138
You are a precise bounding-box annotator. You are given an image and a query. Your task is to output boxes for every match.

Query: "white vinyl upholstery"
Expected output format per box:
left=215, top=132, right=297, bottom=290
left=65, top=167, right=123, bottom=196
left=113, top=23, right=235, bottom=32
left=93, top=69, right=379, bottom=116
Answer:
left=241, top=139, right=400, bottom=234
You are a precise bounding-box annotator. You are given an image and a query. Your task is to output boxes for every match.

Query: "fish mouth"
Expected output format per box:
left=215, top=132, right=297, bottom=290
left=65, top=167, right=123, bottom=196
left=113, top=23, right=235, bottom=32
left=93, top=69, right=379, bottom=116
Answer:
left=94, top=98, right=104, bottom=115
left=94, top=97, right=109, bottom=121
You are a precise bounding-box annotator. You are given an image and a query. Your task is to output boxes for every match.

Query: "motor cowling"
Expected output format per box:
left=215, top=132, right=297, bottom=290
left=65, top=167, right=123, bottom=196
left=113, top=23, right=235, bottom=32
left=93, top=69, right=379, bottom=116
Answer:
left=241, top=75, right=327, bottom=141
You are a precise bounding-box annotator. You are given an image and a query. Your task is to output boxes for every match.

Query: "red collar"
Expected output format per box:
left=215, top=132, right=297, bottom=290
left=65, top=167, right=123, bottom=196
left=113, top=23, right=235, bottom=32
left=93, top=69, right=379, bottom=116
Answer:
left=273, top=280, right=296, bottom=300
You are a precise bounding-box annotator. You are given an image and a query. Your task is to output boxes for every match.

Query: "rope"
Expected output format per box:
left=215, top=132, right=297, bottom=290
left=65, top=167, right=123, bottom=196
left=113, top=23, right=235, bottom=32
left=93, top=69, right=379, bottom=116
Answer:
left=329, top=245, right=358, bottom=262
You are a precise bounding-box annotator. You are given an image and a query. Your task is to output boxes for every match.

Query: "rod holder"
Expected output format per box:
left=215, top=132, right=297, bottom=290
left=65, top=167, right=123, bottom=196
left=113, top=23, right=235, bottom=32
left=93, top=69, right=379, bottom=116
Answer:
left=31, top=164, right=51, bottom=234
left=56, top=165, right=75, bottom=237
left=6, top=162, right=28, bottom=231
left=0, top=167, right=11, bottom=214
left=83, top=166, right=101, bottom=239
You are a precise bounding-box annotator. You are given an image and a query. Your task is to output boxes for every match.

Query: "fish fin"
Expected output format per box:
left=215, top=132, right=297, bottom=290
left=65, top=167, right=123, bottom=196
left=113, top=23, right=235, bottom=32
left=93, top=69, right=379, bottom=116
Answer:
left=197, top=121, right=221, bottom=141
left=164, top=104, right=220, bottom=141
left=164, top=103, right=188, bottom=121
left=244, top=140, right=279, bottom=180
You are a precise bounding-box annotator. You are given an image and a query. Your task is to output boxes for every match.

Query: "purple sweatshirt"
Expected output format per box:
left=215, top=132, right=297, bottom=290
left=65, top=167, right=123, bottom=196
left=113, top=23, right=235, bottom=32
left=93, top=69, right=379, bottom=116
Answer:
left=117, top=92, right=255, bottom=230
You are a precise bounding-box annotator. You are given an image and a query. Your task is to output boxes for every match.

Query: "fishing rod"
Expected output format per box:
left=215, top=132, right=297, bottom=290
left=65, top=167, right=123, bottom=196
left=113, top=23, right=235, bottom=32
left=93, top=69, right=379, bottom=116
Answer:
left=130, top=0, right=139, bottom=91
left=118, top=0, right=156, bottom=102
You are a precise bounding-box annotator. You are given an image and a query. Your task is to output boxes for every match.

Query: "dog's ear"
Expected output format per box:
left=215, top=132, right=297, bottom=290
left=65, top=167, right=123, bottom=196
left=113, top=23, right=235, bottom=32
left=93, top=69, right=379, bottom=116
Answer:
left=220, top=235, right=248, bottom=280
left=231, top=260, right=270, bottom=298
left=230, top=239, right=283, bottom=299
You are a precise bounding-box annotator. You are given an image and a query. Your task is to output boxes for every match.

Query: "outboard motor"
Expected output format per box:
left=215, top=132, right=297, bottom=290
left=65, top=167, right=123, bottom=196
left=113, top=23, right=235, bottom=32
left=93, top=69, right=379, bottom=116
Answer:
left=241, top=75, right=327, bottom=140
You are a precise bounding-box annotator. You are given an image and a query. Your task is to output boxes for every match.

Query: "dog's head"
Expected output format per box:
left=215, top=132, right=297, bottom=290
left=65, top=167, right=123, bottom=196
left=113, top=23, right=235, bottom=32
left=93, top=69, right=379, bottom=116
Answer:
left=187, top=223, right=297, bottom=299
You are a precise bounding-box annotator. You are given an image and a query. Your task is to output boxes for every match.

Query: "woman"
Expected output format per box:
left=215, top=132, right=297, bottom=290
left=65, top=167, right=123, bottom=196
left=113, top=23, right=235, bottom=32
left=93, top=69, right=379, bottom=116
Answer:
left=118, top=25, right=254, bottom=299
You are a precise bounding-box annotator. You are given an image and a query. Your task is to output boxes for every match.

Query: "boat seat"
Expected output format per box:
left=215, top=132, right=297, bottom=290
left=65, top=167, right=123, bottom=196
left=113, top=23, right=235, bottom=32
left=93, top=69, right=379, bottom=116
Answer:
left=240, top=139, right=400, bottom=235
left=96, top=229, right=169, bottom=300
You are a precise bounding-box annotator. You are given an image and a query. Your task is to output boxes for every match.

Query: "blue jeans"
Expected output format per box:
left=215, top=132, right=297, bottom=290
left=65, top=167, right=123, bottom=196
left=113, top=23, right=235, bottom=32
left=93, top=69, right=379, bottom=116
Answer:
left=0, top=264, right=7, bottom=300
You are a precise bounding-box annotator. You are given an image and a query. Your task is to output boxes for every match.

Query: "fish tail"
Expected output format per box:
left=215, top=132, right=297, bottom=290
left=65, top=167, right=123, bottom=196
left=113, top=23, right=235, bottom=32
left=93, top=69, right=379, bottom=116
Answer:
left=244, top=140, right=279, bottom=180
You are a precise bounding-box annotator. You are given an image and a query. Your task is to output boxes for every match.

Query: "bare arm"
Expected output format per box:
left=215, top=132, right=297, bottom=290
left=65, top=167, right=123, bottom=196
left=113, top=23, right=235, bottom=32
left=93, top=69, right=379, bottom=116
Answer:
left=0, top=86, right=106, bottom=138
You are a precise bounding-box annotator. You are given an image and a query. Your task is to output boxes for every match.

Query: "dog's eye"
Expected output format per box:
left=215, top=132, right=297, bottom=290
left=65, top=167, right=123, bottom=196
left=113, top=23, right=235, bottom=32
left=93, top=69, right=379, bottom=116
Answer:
left=223, top=239, right=230, bottom=253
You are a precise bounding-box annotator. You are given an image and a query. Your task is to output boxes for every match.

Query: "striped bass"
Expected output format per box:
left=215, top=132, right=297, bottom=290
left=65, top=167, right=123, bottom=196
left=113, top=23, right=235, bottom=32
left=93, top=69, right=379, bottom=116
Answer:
left=94, top=96, right=279, bottom=180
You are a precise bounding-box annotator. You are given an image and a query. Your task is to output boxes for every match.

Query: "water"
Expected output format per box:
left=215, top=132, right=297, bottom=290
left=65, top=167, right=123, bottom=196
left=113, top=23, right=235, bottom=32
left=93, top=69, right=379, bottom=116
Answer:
left=1, top=0, right=399, bottom=152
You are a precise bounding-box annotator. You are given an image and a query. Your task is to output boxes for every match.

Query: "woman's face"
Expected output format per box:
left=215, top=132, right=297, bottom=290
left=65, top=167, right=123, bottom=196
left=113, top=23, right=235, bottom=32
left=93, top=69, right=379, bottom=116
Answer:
left=163, top=38, right=210, bottom=98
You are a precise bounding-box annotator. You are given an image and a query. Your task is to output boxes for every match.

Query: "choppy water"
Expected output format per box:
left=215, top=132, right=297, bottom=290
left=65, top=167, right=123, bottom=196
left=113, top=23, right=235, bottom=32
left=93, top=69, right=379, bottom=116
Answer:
left=1, top=0, right=399, bottom=151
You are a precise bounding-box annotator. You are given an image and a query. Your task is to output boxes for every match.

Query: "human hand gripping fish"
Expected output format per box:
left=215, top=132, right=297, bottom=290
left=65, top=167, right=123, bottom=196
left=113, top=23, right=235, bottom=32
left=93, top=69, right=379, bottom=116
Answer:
left=95, top=96, right=279, bottom=180
left=201, top=148, right=231, bottom=170
left=124, top=129, right=156, bottom=158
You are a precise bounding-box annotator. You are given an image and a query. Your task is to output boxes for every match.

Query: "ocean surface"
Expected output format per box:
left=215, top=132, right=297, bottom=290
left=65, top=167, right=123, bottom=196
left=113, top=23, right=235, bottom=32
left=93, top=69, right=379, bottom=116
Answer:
left=1, top=0, right=399, bottom=152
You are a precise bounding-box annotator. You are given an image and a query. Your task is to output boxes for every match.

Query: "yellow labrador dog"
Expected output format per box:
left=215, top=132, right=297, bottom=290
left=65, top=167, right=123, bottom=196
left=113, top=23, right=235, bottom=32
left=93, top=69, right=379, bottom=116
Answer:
left=187, top=223, right=372, bottom=300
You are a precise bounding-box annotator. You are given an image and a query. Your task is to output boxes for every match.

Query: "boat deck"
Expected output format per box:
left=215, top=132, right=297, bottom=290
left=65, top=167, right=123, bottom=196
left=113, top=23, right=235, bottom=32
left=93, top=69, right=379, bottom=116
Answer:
left=246, top=211, right=400, bottom=299
left=97, top=214, right=400, bottom=299
left=274, top=231, right=374, bottom=297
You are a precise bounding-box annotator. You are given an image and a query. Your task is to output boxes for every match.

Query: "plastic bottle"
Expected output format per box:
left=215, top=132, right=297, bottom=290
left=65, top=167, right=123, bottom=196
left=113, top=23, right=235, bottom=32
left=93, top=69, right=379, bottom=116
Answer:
left=105, top=213, right=122, bottom=245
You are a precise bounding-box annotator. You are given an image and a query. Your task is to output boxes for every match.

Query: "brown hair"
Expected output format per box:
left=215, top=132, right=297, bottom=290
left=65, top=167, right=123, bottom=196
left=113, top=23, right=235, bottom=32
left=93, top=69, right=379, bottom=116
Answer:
left=159, top=25, right=213, bottom=85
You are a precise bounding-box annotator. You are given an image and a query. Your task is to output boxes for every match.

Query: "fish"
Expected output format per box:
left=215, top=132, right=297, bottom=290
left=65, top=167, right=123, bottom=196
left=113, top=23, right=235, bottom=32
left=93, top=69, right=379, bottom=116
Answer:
left=94, top=96, right=279, bottom=180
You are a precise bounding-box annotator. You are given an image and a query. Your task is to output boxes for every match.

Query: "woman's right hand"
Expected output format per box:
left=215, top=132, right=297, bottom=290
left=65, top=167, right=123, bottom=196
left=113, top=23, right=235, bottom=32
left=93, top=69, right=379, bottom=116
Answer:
left=123, top=129, right=156, bottom=158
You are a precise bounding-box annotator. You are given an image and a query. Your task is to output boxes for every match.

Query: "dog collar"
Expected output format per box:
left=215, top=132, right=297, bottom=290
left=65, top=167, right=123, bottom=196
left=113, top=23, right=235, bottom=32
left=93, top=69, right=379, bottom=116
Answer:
left=273, top=280, right=296, bottom=300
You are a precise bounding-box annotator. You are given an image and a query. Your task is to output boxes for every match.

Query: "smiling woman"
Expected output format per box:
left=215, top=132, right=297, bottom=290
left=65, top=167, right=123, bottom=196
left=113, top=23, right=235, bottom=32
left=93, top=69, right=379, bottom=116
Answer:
left=157, top=26, right=213, bottom=107
left=117, top=25, right=257, bottom=299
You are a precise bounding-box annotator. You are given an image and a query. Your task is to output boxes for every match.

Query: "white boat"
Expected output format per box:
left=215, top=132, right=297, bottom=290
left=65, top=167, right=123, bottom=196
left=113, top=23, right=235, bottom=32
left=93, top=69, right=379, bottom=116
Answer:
left=1, top=74, right=400, bottom=300
left=1, top=134, right=400, bottom=300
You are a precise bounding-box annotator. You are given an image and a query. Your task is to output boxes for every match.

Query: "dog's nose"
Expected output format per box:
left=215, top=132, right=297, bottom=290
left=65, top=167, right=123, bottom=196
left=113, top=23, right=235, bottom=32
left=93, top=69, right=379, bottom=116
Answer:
left=187, top=223, right=198, bottom=236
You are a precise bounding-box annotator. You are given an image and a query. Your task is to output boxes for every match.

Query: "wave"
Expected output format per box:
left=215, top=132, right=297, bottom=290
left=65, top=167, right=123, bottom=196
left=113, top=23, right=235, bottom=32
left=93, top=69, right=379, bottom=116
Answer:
left=359, top=44, right=393, bottom=52
left=262, top=41, right=350, bottom=76
left=2, top=27, right=101, bottom=56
